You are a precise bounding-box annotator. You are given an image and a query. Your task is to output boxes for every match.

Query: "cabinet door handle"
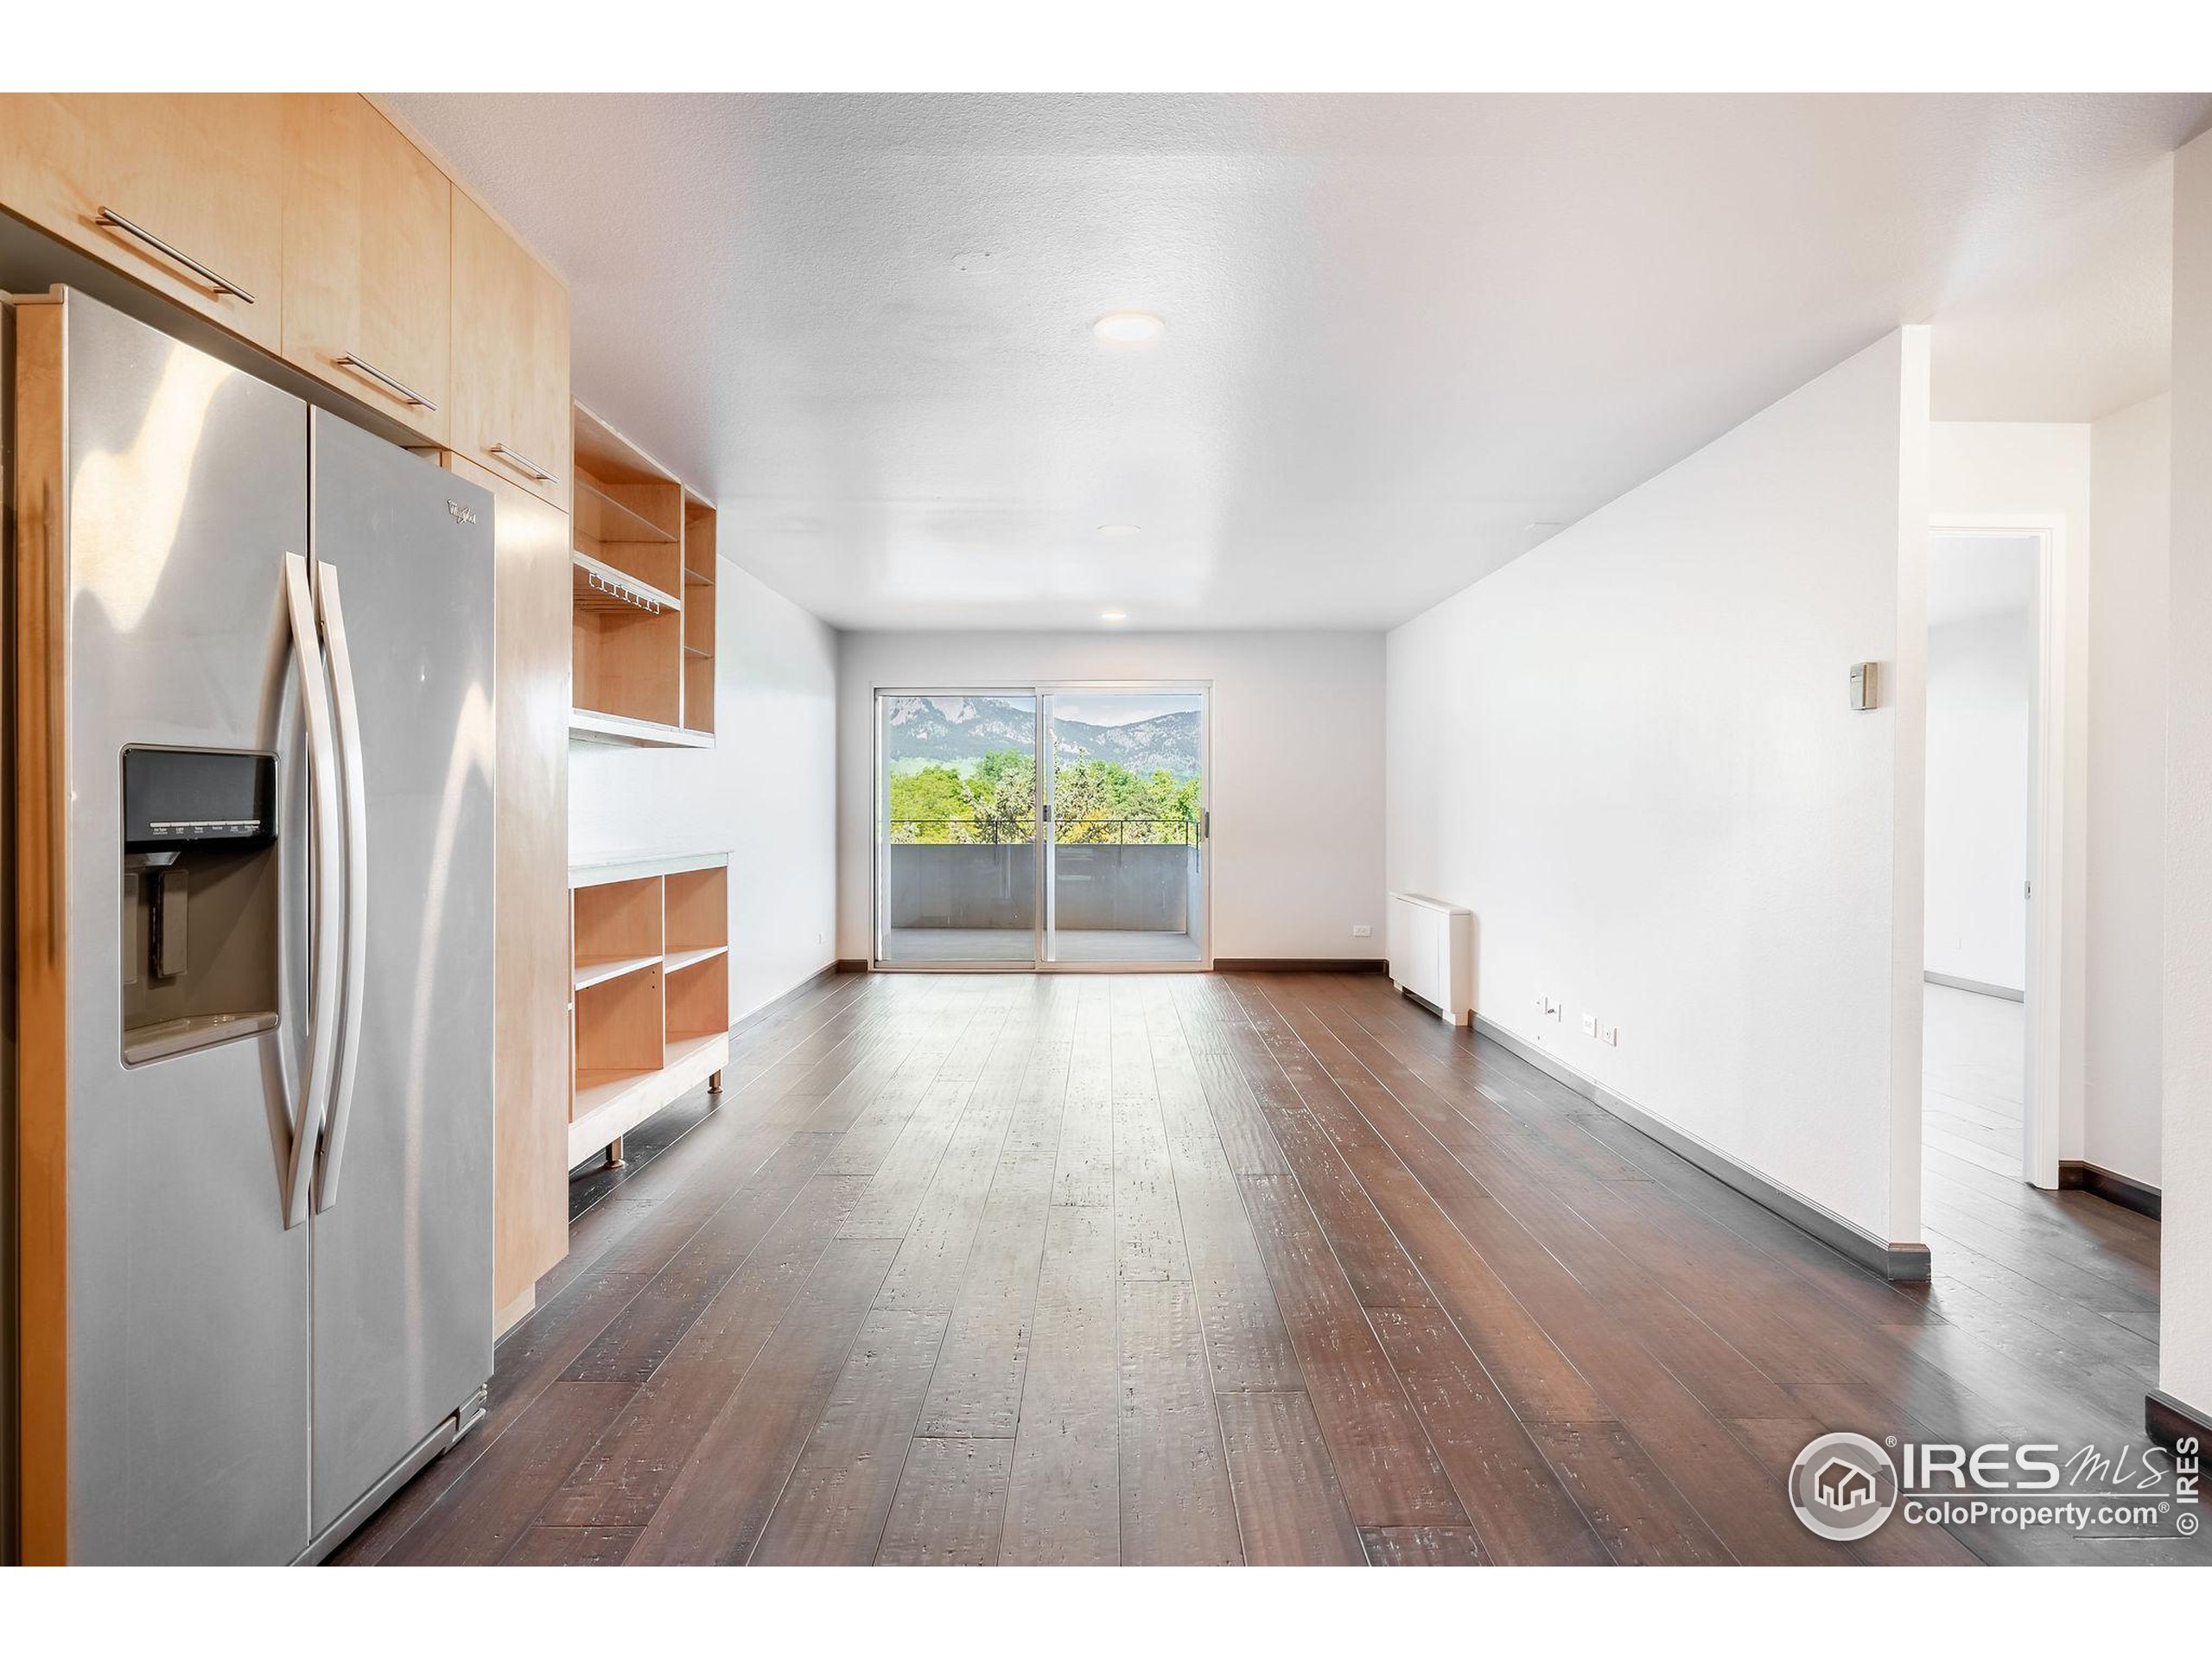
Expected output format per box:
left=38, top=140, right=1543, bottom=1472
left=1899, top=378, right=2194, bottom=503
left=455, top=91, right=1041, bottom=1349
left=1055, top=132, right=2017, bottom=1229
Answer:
left=95, top=206, right=257, bottom=303
left=335, top=353, right=437, bottom=411
left=489, top=442, right=555, bottom=483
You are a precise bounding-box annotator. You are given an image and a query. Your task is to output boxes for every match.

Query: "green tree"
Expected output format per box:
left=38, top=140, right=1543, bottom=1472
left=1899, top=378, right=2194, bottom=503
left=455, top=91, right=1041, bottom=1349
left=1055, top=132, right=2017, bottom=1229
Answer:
left=887, top=763, right=968, bottom=842
left=964, top=750, right=1035, bottom=843
left=887, top=749, right=1198, bottom=845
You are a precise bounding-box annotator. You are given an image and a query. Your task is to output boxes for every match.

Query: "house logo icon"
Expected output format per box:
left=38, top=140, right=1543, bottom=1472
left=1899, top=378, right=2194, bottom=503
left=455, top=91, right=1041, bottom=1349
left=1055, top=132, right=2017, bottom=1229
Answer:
left=1789, top=1432, right=1899, bottom=1541
left=1815, top=1457, right=1877, bottom=1510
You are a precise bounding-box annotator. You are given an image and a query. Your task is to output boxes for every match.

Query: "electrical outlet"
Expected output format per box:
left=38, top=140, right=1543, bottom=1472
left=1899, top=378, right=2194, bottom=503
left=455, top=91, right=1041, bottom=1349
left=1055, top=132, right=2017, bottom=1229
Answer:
left=1600, top=1022, right=1619, bottom=1046
left=1351, top=924, right=1371, bottom=938
left=1580, top=1013, right=1598, bottom=1037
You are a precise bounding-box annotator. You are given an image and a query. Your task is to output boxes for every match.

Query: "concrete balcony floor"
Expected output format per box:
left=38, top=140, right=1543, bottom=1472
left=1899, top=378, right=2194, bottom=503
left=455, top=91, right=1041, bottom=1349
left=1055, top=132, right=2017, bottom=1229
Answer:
left=881, top=926, right=1200, bottom=964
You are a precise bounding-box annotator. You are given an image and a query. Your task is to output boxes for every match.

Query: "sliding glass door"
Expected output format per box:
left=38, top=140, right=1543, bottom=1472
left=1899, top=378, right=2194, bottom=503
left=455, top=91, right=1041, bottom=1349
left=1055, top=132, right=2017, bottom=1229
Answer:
left=875, top=690, right=1041, bottom=967
left=1041, top=688, right=1206, bottom=966
left=873, top=684, right=1209, bottom=970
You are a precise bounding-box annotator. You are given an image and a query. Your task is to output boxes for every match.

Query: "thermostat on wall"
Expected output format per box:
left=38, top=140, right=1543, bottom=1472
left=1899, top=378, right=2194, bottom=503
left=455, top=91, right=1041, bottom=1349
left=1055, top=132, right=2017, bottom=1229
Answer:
left=1849, top=661, right=1879, bottom=711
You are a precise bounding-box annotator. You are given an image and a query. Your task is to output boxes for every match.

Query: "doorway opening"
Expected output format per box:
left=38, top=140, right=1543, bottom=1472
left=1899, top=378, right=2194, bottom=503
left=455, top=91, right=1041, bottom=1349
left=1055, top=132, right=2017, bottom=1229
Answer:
left=872, top=683, right=1210, bottom=970
left=1922, top=526, right=2053, bottom=1189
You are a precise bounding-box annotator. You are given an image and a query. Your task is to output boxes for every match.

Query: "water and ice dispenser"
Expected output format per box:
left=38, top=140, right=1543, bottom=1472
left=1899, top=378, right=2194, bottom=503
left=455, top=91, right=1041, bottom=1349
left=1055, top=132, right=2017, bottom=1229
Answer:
left=120, top=747, right=281, bottom=1065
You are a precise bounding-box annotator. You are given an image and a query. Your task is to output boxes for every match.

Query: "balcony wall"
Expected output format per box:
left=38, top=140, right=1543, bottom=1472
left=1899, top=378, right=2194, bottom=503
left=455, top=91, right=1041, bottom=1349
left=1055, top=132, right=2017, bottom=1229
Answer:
left=888, top=843, right=1194, bottom=931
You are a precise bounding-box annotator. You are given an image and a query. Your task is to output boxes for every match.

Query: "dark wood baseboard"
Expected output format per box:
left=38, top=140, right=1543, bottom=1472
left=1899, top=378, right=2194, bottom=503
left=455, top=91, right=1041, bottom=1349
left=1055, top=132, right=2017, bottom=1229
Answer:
left=1214, top=957, right=1389, bottom=974
left=2146, top=1389, right=2210, bottom=1454
left=2059, top=1160, right=2163, bottom=1220
left=834, top=958, right=868, bottom=974
left=1473, top=1014, right=1931, bottom=1283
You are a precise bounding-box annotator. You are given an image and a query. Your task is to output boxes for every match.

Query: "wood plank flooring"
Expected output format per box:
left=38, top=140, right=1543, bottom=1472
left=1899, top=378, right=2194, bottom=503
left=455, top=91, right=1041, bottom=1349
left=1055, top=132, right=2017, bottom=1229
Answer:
left=335, top=970, right=2201, bottom=1567
left=1923, top=982, right=2026, bottom=1178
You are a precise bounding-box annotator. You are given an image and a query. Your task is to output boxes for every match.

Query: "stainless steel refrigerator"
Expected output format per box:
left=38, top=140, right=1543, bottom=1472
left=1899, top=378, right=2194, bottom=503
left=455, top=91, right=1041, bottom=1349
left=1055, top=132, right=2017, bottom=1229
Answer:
left=7, top=286, right=496, bottom=1564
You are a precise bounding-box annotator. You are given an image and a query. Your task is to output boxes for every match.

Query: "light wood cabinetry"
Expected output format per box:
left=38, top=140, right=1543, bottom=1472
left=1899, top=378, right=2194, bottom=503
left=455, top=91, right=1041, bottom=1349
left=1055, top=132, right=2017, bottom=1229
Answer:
left=683, top=503, right=718, bottom=738
left=448, top=456, right=574, bottom=1332
left=571, top=404, right=719, bottom=747
left=569, top=856, right=731, bottom=1166
left=0, top=91, right=581, bottom=1330
left=281, top=95, right=451, bottom=444
left=0, top=96, right=571, bottom=488
left=452, top=191, right=570, bottom=513
left=0, top=94, right=284, bottom=348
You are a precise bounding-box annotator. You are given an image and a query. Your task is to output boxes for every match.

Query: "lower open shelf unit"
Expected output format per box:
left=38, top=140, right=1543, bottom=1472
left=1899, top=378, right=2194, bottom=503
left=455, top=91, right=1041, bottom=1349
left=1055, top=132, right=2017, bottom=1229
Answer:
left=569, top=850, right=732, bottom=1168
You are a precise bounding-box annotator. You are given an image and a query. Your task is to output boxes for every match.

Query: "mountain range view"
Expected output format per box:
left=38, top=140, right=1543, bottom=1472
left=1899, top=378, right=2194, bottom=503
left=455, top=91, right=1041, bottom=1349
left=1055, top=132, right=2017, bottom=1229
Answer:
left=885, top=695, right=1201, bottom=779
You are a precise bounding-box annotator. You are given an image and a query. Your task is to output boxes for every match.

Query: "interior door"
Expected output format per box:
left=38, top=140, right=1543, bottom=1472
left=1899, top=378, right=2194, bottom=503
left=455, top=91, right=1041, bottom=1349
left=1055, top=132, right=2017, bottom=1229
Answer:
left=305, top=410, right=496, bottom=1537
left=1040, top=687, right=1208, bottom=969
left=874, top=690, right=1041, bottom=967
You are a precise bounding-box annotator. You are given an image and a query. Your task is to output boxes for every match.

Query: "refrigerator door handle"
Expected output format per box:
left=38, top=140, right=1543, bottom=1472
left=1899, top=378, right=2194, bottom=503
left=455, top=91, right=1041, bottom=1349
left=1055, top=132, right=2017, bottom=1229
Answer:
left=283, top=552, right=344, bottom=1230
left=312, top=558, right=370, bottom=1213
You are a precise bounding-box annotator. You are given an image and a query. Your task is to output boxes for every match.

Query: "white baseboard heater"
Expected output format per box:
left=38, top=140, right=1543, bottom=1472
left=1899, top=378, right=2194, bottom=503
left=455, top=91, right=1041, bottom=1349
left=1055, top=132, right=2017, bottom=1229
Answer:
left=1388, top=892, right=1473, bottom=1026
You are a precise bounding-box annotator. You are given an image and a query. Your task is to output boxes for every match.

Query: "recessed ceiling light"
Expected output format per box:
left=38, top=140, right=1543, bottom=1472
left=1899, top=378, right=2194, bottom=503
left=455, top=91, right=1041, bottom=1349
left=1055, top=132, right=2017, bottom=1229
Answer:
left=1093, top=311, right=1165, bottom=346
left=1101, top=611, right=1128, bottom=624
left=1096, top=524, right=1143, bottom=539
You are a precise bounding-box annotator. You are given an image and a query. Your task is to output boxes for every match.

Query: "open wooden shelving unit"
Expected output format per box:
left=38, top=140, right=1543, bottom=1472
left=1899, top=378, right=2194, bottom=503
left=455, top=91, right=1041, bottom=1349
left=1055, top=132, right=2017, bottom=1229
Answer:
left=569, top=852, right=732, bottom=1167
left=570, top=402, right=717, bottom=747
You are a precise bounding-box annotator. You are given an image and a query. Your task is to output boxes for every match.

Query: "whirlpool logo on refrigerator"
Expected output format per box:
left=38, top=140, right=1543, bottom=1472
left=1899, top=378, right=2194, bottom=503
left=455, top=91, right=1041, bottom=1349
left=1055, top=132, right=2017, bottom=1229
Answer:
left=446, top=499, right=478, bottom=524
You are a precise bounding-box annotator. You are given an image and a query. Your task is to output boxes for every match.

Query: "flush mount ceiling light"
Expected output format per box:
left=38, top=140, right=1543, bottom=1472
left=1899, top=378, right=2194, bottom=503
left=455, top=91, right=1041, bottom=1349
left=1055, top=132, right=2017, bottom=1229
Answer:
left=1101, top=611, right=1128, bottom=624
left=1095, top=524, right=1143, bottom=539
left=1093, top=311, right=1165, bottom=346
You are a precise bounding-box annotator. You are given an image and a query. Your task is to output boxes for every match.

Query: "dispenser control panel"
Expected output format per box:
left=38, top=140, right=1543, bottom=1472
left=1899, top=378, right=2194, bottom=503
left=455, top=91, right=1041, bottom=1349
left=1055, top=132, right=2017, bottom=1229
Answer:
left=119, top=746, right=282, bottom=1065
left=123, top=747, right=276, bottom=850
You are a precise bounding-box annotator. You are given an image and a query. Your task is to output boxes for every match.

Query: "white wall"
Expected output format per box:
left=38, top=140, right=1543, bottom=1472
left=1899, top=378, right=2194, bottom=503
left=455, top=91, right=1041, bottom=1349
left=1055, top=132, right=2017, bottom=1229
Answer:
left=2088, top=395, right=2171, bottom=1187
left=2161, top=128, right=2212, bottom=1425
left=836, top=632, right=1386, bottom=963
left=571, top=562, right=840, bottom=1022
left=1387, top=329, right=1930, bottom=1246
left=1923, top=537, right=2034, bottom=991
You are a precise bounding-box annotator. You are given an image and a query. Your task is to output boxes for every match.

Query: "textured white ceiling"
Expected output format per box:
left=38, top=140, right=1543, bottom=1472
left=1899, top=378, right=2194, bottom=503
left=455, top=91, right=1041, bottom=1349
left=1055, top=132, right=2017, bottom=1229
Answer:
left=388, top=93, right=2209, bottom=631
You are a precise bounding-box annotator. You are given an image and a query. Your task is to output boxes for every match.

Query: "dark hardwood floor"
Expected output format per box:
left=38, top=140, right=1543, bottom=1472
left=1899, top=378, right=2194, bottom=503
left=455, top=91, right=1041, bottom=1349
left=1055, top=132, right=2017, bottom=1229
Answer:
left=334, top=970, right=2199, bottom=1567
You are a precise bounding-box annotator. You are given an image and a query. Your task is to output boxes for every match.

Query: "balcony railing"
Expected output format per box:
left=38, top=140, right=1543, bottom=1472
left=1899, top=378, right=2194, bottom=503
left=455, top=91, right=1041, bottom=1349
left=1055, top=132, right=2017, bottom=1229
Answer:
left=884, top=834, right=1198, bottom=931
left=887, top=817, right=1198, bottom=847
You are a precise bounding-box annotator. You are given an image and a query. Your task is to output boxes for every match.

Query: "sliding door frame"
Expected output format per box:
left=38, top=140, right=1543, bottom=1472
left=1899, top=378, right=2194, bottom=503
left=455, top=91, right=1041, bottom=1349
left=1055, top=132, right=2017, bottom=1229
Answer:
left=870, top=681, right=1212, bottom=974
left=872, top=684, right=1045, bottom=972
left=1039, top=681, right=1212, bottom=975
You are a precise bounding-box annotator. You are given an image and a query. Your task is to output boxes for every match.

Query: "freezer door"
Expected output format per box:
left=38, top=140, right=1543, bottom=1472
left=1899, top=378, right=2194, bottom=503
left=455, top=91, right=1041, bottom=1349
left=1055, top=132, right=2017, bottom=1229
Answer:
left=306, top=409, right=496, bottom=1535
left=44, top=291, right=315, bottom=1563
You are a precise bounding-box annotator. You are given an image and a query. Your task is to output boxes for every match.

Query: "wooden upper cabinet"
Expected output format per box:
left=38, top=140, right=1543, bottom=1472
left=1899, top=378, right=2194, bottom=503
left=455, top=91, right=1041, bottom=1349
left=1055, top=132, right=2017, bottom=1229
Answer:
left=451, top=190, right=570, bottom=513
left=0, top=94, right=283, bottom=349
left=281, top=96, right=451, bottom=444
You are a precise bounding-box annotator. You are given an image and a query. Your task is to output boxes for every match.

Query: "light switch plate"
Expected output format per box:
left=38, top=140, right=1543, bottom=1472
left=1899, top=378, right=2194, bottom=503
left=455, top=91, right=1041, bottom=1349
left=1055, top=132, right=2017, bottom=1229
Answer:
left=1850, top=660, right=1879, bottom=711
